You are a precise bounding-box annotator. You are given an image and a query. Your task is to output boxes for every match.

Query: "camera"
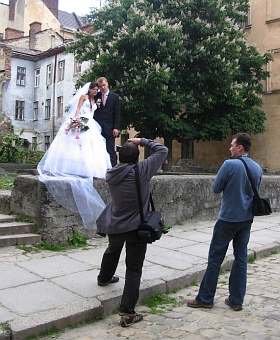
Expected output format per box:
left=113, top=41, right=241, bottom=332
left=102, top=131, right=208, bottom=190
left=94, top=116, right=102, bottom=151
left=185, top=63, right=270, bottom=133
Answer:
left=116, top=145, right=122, bottom=152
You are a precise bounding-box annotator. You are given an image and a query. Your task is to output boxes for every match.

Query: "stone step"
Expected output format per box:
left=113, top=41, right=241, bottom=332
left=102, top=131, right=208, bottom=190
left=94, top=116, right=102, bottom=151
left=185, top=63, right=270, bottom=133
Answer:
left=0, top=233, right=41, bottom=247
left=0, top=213, right=15, bottom=223
left=0, top=221, right=35, bottom=235
left=0, top=213, right=41, bottom=247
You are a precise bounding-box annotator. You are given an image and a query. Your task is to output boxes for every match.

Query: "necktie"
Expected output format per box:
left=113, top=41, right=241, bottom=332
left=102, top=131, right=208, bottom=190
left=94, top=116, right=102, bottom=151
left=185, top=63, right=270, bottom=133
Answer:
left=103, top=93, right=107, bottom=106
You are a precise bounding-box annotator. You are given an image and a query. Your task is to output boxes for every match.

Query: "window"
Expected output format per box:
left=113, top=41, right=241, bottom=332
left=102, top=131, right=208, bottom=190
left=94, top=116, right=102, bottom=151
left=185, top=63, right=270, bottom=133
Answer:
left=46, top=64, right=52, bottom=84
left=267, top=49, right=280, bottom=92
left=44, top=135, right=50, bottom=151
left=33, top=101, right=38, bottom=120
left=16, top=67, right=26, bottom=86
left=32, top=137, right=37, bottom=151
left=15, top=101, right=24, bottom=120
left=74, top=60, right=81, bottom=74
left=181, top=135, right=194, bottom=159
left=267, top=0, right=280, bottom=21
left=57, top=96, right=63, bottom=117
left=45, top=99, right=51, bottom=119
left=57, top=60, right=65, bottom=81
left=35, top=69, right=40, bottom=87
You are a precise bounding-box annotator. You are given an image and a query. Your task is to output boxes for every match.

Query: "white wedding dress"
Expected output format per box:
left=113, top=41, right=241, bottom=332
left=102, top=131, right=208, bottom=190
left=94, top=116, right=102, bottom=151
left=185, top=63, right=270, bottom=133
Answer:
left=38, top=86, right=111, bottom=230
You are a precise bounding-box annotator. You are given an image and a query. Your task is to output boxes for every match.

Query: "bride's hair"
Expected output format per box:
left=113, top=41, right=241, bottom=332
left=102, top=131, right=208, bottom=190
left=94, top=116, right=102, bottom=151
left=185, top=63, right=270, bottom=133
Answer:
left=87, top=82, right=99, bottom=110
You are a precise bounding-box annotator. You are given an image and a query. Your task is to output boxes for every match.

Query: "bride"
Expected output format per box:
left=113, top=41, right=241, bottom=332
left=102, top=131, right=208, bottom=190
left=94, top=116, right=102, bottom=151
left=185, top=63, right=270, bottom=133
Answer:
left=37, top=82, right=111, bottom=230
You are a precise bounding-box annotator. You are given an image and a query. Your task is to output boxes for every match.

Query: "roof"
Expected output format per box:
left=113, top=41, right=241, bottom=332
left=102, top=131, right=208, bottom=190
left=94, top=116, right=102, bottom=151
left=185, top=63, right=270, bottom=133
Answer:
left=2, top=42, right=67, bottom=61
left=58, top=10, right=84, bottom=30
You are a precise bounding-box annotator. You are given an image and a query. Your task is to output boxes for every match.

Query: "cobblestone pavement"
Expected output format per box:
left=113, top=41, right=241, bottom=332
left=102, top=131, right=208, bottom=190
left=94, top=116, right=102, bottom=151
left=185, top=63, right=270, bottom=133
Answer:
left=39, top=252, right=280, bottom=340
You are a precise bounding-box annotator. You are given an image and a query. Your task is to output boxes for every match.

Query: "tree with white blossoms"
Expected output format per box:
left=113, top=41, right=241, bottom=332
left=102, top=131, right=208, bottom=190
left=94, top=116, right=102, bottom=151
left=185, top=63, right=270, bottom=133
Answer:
left=67, top=0, right=272, bottom=169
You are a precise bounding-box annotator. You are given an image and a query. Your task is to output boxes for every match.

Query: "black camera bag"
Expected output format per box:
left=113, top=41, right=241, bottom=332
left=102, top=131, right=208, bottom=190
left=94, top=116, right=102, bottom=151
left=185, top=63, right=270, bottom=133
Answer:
left=134, top=165, right=165, bottom=244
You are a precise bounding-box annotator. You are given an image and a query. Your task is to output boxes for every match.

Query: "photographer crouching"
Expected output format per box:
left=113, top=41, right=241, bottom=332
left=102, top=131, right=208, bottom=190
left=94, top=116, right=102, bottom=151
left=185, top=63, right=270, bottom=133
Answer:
left=96, top=138, right=168, bottom=327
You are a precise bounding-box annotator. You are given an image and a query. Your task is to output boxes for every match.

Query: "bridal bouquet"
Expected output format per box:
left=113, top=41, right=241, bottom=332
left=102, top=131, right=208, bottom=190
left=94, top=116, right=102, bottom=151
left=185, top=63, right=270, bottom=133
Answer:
left=65, top=116, right=89, bottom=139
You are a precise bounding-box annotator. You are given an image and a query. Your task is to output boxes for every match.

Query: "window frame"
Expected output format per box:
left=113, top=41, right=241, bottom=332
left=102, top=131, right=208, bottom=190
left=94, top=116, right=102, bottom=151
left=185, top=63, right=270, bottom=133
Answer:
left=16, top=67, right=26, bottom=86
left=15, top=100, right=25, bottom=120
left=33, top=101, right=39, bottom=120
left=32, top=137, right=37, bottom=151
left=45, top=99, right=51, bottom=119
left=58, top=60, right=65, bottom=81
left=57, top=96, right=63, bottom=117
left=44, top=135, right=50, bottom=151
left=74, top=60, right=82, bottom=74
left=35, top=68, right=40, bottom=87
left=46, top=64, right=52, bottom=85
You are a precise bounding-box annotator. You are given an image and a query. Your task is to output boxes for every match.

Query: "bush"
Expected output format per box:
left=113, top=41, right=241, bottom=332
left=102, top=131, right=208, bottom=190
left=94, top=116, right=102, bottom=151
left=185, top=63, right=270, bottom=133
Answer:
left=0, top=133, right=44, bottom=164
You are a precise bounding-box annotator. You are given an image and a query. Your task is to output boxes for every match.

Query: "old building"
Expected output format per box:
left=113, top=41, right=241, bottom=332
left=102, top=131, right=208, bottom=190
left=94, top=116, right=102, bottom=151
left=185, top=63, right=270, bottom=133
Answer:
left=0, top=0, right=279, bottom=169
left=0, top=0, right=93, bottom=151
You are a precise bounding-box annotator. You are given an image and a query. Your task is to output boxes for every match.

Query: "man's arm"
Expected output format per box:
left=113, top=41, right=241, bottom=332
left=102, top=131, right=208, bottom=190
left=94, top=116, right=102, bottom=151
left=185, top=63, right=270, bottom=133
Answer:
left=129, top=138, right=168, bottom=178
left=212, top=162, right=227, bottom=194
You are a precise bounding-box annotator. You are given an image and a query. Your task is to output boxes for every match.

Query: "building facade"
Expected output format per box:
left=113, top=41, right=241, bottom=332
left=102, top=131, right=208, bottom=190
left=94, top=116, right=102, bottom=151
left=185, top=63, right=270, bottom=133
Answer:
left=0, top=0, right=279, bottom=169
left=0, top=0, right=93, bottom=151
left=189, top=0, right=280, bottom=171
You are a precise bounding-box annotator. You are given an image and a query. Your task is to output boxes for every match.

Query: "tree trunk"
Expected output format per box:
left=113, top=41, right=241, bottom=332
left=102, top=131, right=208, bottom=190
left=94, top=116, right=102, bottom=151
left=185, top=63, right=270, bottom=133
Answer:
left=162, top=134, right=173, bottom=172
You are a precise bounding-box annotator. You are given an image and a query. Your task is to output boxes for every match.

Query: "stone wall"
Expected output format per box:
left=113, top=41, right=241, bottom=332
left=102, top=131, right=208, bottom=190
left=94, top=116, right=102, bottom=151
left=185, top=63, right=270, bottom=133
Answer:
left=8, top=174, right=280, bottom=244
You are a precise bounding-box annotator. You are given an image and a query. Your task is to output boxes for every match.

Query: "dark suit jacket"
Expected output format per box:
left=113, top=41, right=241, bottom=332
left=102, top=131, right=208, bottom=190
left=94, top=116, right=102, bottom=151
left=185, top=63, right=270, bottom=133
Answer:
left=94, top=91, right=120, bottom=137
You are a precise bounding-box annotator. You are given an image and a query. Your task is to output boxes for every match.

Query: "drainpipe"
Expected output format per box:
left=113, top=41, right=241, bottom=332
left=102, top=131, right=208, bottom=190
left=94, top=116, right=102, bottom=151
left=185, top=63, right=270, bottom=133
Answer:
left=52, top=53, right=58, bottom=140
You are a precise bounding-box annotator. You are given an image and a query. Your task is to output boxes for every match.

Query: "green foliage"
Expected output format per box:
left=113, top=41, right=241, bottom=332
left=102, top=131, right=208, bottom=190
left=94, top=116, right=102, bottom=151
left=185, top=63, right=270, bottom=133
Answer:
left=68, top=229, right=88, bottom=247
left=26, top=326, right=62, bottom=339
left=248, top=256, right=256, bottom=263
left=0, top=132, right=44, bottom=164
left=0, top=322, right=9, bottom=332
left=14, top=215, right=33, bottom=223
left=144, top=293, right=177, bottom=308
left=17, top=230, right=88, bottom=254
left=67, top=0, right=272, bottom=149
left=0, top=177, right=15, bottom=190
left=164, top=223, right=172, bottom=233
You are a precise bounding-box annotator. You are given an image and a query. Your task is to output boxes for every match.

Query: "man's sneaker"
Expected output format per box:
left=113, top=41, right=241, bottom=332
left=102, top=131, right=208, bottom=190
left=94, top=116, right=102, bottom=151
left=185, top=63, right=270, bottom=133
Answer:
left=119, top=313, right=143, bottom=327
left=225, top=298, right=243, bottom=311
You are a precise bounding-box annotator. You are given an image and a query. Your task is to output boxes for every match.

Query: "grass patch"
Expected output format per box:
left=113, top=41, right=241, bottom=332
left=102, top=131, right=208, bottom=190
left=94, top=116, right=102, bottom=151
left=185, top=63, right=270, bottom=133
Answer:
left=17, top=230, right=88, bottom=254
left=15, top=215, right=33, bottom=223
left=0, top=322, right=9, bottom=332
left=248, top=257, right=256, bottom=264
left=143, top=293, right=179, bottom=315
left=0, top=177, right=15, bottom=190
left=26, top=325, right=62, bottom=339
left=164, top=223, right=172, bottom=233
left=144, top=293, right=177, bottom=308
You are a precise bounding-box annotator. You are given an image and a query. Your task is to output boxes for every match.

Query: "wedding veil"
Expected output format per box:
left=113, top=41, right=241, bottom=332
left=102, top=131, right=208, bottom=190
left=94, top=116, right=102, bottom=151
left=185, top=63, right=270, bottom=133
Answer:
left=37, top=82, right=106, bottom=230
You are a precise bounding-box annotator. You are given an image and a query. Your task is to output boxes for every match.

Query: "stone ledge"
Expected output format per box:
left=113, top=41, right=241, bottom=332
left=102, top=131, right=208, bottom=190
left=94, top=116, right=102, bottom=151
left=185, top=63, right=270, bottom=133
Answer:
left=7, top=174, right=280, bottom=244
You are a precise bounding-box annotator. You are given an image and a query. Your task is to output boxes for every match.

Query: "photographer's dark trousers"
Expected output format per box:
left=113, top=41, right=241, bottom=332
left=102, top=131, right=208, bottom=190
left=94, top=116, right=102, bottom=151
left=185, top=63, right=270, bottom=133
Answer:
left=97, top=230, right=147, bottom=314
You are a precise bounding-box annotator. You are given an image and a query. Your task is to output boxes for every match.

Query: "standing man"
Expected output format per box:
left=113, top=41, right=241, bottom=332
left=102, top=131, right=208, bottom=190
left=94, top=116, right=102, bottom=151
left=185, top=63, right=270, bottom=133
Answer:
left=187, top=133, right=262, bottom=311
left=94, top=77, right=120, bottom=167
left=96, top=138, right=168, bottom=327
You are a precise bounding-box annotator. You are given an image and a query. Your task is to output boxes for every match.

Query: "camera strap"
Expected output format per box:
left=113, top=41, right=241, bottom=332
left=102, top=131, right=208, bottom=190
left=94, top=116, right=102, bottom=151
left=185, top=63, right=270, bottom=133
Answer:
left=133, top=164, right=155, bottom=224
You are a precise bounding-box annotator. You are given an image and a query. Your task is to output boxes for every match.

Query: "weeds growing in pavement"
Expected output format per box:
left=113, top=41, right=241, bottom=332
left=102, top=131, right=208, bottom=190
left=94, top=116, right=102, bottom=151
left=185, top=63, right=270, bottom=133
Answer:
left=17, top=230, right=88, bottom=254
left=143, top=293, right=178, bottom=314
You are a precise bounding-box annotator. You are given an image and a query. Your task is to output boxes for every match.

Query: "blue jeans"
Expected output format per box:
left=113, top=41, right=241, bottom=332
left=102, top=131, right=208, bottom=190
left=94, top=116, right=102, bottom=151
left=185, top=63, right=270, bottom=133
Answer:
left=196, top=219, right=252, bottom=306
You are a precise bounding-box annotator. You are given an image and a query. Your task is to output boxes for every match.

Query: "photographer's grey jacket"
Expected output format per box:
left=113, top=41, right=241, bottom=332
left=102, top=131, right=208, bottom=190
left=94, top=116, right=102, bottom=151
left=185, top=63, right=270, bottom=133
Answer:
left=96, top=138, right=168, bottom=235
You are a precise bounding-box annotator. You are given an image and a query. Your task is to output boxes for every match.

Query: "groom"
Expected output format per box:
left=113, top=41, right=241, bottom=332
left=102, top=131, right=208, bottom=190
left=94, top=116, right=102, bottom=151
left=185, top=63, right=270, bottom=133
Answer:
left=94, top=77, right=120, bottom=167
